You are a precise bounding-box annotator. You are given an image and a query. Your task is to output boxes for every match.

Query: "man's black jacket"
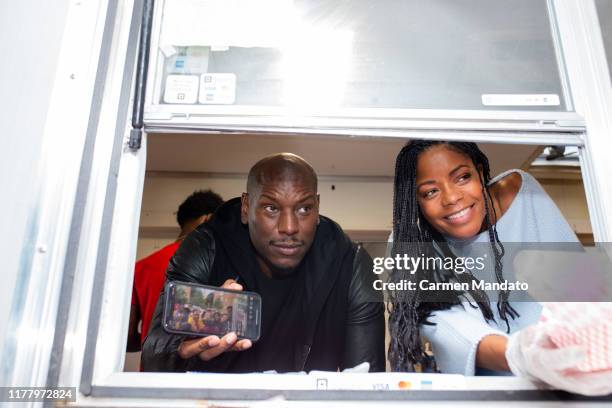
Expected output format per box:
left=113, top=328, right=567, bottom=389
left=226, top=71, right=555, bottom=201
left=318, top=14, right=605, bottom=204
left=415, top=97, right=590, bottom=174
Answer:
left=141, top=198, right=385, bottom=373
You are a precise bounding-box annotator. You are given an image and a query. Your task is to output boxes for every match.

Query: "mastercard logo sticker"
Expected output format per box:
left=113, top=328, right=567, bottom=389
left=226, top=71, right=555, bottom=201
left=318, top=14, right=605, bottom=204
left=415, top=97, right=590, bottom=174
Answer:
left=398, top=380, right=412, bottom=390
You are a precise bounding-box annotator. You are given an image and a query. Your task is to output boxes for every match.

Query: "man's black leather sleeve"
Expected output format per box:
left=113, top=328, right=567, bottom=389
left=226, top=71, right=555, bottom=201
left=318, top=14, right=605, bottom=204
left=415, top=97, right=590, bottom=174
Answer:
left=343, top=245, right=386, bottom=372
left=141, top=227, right=216, bottom=372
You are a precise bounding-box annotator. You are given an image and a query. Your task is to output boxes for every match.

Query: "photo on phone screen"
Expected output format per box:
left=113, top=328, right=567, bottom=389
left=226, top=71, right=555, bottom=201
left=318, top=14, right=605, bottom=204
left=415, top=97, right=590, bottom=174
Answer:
left=163, top=281, right=261, bottom=341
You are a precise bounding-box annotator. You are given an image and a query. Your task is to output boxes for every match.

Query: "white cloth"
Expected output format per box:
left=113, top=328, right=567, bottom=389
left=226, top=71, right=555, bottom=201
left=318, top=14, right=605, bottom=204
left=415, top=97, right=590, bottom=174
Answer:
left=506, top=303, right=612, bottom=396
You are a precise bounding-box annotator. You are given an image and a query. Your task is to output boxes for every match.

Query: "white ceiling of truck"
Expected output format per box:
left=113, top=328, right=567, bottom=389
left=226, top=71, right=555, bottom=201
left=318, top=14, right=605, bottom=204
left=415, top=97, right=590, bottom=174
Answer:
left=146, top=132, right=542, bottom=177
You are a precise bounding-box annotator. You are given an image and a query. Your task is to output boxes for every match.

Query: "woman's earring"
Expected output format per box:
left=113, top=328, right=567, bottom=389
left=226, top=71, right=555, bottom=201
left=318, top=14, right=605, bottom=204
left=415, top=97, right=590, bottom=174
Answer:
left=416, top=216, right=422, bottom=235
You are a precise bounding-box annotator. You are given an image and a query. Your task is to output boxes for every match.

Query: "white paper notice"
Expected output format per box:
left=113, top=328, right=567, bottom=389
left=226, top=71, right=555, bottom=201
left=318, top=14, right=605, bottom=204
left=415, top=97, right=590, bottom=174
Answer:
left=482, top=94, right=560, bottom=106
left=199, top=73, right=236, bottom=104
left=163, top=74, right=199, bottom=104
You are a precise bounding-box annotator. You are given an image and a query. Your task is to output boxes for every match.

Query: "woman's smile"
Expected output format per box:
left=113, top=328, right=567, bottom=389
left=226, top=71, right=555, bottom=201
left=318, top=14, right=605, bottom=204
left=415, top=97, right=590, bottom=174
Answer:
left=443, top=203, right=476, bottom=224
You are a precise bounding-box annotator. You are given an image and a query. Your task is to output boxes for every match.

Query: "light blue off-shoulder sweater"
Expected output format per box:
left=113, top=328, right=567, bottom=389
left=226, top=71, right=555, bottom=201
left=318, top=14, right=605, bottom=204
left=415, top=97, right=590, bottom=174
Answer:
left=419, top=169, right=580, bottom=375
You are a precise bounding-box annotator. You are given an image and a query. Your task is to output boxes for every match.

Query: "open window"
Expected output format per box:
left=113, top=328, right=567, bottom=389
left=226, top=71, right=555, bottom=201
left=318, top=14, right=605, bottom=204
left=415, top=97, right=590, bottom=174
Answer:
left=103, top=130, right=608, bottom=401
left=49, top=0, right=612, bottom=404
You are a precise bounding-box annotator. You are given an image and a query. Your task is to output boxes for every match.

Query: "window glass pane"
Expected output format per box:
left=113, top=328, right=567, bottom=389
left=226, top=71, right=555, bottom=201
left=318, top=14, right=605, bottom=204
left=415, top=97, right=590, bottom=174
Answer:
left=596, top=0, right=612, bottom=82
left=154, top=0, right=569, bottom=111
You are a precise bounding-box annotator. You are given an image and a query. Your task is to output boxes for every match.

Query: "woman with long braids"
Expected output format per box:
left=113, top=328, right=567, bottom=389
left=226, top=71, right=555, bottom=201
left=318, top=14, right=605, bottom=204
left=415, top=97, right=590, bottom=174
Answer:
left=389, top=141, right=579, bottom=375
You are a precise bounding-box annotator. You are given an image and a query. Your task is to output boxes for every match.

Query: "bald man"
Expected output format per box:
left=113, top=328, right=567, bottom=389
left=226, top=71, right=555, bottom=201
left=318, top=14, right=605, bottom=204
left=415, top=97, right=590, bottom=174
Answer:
left=142, top=153, right=385, bottom=373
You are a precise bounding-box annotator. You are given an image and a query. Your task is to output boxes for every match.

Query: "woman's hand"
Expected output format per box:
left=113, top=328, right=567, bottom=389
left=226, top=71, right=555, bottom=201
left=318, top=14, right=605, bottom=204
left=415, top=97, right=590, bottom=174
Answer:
left=476, top=334, right=510, bottom=372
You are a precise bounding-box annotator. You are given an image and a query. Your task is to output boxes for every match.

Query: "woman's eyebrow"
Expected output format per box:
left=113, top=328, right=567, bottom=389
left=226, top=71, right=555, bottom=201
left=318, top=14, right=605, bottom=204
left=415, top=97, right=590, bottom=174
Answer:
left=416, top=179, right=436, bottom=189
left=417, top=164, right=471, bottom=189
left=449, top=164, right=470, bottom=176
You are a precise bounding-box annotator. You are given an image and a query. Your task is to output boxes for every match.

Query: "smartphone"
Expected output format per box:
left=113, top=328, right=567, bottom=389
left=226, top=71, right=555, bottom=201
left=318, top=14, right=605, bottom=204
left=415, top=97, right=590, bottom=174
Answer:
left=162, top=280, right=261, bottom=341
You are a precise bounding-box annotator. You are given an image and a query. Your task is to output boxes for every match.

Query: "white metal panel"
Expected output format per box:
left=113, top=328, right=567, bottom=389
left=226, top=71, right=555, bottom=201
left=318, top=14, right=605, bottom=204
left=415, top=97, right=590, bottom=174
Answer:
left=55, top=0, right=143, bottom=392
left=554, top=0, right=612, bottom=241
left=0, top=0, right=112, bottom=392
left=0, top=0, right=71, bottom=377
left=595, top=0, right=612, bottom=81
left=144, top=108, right=587, bottom=147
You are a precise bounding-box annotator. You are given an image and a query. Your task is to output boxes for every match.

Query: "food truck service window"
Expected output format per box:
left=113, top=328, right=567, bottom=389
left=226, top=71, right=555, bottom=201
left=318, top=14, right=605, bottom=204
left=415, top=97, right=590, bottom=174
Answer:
left=38, top=0, right=612, bottom=405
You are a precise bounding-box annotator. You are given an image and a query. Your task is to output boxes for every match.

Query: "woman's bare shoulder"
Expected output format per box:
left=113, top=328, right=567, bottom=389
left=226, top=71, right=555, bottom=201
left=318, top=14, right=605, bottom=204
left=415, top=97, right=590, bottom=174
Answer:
left=490, top=171, right=522, bottom=215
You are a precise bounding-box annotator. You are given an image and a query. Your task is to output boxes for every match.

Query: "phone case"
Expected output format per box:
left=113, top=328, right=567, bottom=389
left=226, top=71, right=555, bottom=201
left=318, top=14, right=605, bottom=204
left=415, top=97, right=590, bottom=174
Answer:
left=162, top=280, right=261, bottom=341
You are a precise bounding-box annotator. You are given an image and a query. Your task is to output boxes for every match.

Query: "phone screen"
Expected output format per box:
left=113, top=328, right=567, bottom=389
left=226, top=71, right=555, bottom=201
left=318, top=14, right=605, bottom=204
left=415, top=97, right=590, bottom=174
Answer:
left=163, top=281, right=261, bottom=341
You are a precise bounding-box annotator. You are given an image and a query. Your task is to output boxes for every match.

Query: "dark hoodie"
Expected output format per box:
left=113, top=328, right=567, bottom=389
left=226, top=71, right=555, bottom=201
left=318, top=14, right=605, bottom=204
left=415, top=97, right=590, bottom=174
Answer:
left=142, top=198, right=385, bottom=373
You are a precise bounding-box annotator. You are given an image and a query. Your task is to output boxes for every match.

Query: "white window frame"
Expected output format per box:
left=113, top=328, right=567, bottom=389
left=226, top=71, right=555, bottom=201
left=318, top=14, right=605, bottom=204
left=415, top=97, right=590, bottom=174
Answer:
left=554, top=0, right=612, bottom=242
left=31, top=0, right=612, bottom=405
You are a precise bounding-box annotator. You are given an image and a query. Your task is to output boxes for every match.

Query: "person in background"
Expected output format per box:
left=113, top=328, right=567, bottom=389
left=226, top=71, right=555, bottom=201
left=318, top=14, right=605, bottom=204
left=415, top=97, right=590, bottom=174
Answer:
left=127, top=189, right=224, bottom=352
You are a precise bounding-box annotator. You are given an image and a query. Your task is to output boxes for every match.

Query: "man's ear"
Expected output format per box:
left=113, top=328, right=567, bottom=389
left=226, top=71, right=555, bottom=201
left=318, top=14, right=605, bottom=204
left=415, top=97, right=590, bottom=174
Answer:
left=240, top=193, right=249, bottom=224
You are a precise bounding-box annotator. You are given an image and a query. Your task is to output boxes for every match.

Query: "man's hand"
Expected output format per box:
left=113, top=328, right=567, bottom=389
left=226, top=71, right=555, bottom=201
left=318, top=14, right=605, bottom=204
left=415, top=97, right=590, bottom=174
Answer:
left=177, top=331, right=252, bottom=361
left=176, top=279, right=252, bottom=361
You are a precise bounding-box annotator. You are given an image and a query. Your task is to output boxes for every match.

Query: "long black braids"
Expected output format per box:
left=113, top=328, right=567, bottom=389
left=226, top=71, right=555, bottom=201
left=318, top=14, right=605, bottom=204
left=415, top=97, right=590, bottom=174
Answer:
left=480, top=170, right=520, bottom=329
left=388, top=140, right=519, bottom=371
